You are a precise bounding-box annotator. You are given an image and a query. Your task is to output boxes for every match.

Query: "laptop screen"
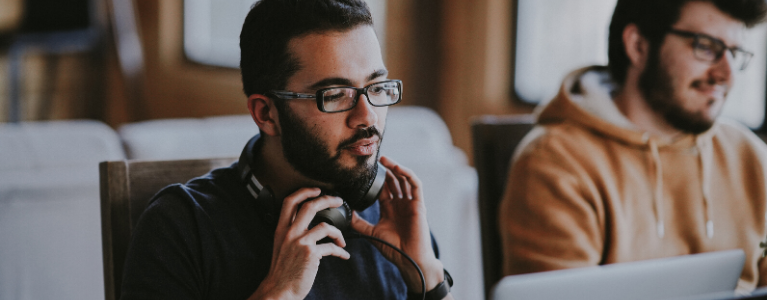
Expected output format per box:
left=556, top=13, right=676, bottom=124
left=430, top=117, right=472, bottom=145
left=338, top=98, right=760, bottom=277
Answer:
left=491, top=250, right=745, bottom=300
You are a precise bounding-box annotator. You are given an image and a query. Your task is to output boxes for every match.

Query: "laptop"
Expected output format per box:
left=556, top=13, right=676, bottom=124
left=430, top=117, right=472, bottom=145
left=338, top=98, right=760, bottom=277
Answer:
left=681, top=286, right=767, bottom=300
left=491, top=250, right=745, bottom=300
left=667, top=286, right=767, bottom=300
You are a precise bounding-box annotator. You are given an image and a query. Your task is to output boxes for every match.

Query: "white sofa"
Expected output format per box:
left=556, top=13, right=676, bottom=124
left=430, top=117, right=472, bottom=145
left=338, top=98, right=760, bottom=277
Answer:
left=119, top=114, right=259, bottom=160
left=0, top=120, right=125, bottom=300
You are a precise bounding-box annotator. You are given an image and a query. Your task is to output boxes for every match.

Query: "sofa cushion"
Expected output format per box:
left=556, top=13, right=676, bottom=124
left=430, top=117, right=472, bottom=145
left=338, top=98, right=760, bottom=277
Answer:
left=0, top=120, right=125, bottom=300
left=119, top=115, right=259, bottom=160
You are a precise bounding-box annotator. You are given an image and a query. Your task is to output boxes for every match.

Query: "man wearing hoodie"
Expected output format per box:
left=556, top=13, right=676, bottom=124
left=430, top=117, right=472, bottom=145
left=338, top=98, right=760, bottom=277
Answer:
left=499, top=0, right=767, bottom=290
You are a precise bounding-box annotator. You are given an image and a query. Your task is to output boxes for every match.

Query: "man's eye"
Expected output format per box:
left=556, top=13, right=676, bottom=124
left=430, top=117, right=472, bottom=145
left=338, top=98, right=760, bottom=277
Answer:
left=369, top=86, right=385, bottom=94
left=698, top=43, right=712, bottom=49
left=323, top=89, right=351, bottom=102
left=695, top=40, right=720, bottom=57
left=325, top=93, right=346, bottom=102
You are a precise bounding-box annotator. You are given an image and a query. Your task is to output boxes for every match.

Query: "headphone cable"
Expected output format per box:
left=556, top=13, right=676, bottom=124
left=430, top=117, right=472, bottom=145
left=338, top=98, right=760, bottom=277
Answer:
left=347, top=231, right=426, bottom=300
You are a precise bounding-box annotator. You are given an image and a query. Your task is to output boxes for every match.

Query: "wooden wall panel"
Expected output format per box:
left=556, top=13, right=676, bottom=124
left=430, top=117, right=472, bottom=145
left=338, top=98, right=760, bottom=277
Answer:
left=437, top=0, right=532, bottom=162
left=0, top=0, right=537, bottom=164
left=134, top=0, right=246, bottom=121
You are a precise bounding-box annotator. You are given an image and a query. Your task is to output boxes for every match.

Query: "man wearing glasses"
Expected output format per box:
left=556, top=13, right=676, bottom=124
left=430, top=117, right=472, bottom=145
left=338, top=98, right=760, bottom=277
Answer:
left=500, top=0, right=767, bottom=290
left=119, top=1, right=453, bottom=299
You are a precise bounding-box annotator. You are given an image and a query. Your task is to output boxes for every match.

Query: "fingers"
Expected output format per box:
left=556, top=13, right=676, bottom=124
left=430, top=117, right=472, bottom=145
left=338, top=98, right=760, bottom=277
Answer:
left=262, top=190, right=350, bottom=299
left=275, top=188, right=344, bottom=250
left=292, top=195, right=344, bottom=233
left=284, top=196, right=350, bottom=262
left=305, top=222, right=347, bottom=248
left=384, top=168, right=402, bottom=199
left=379, top=156, right=422, bottom=200
left=396, top=170, right=412, bottom=200
left=377, top=182, right=395, bottom=219
left=315, top=243, right=351, bottom=260
left=351, top=211, right=375, bottom=236
left=278, top=187, right=322, bottom=231
left=274, top=188, right=322, bottom=251
left=302, top=222, right=350, bottom=259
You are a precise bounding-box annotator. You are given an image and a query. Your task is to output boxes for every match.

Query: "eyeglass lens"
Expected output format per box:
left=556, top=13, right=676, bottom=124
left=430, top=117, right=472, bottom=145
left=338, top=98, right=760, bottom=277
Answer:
left=692, top=36, right=751, bottom=70
left=320, top=81, right=401, bottom=112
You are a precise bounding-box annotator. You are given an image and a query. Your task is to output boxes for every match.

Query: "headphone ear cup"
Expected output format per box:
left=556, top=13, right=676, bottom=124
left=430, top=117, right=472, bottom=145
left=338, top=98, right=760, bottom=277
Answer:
left=347, top=163, right=387, bottom=211
left=310, top=201, right=351, bottom=233
left=257, top=187, right=279, bottom=228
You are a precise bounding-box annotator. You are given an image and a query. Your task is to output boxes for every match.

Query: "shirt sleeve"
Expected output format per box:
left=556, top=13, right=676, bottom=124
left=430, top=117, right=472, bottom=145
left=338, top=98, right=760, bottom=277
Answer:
left=498, top=140, right=605, bottom=276
left=120, top=191, right=206, bottom=300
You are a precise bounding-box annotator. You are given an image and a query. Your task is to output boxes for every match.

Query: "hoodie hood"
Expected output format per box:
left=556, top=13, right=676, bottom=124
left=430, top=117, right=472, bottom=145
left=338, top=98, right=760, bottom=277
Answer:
left=537, top=65, right=717, bottom=239
left=536, top=66, right=718, bottom=148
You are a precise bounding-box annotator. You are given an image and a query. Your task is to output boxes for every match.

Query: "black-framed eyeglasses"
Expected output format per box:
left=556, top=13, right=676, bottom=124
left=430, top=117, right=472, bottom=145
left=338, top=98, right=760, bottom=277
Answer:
left=667, top=29, right=754, bottom=71
left=268, top=79, right=403, bottom=113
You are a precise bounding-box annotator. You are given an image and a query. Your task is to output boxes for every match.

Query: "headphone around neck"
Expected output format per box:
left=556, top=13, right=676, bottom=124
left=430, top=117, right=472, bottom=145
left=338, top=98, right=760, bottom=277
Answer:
left=237, top=135, right=444, bottom=299
left=237, top=134, right=386, bottom=231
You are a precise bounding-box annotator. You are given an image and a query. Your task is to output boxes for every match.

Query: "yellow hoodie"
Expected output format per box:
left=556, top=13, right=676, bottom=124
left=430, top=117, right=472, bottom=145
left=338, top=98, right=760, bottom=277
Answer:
left=499, top=66, right=767, bottom=290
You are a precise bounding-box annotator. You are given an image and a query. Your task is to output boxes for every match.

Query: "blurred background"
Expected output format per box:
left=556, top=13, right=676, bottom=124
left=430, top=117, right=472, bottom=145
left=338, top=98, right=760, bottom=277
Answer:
left=0, top=0, right=536, bottom=159
left=2, top=1, right=767, bottom=299
left=2, top=0, right=764, bottom=158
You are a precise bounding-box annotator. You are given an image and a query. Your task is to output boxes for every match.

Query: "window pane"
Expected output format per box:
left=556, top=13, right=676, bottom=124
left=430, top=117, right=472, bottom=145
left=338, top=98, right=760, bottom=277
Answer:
left=514, top=0, right=616, bottom=103
left=514, top=0, right=767, bottom=128
left=183, top=0, right=252, bottom=68
left=183, top=0, right=387, bottom=69
left=721, top=23, right=767, bottom=129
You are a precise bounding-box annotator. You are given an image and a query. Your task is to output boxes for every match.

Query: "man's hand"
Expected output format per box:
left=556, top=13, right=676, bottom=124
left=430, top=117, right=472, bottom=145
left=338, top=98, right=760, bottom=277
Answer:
left=351, top=156, right=447, bottom=295
left=248, top=188, right=350, bottom=300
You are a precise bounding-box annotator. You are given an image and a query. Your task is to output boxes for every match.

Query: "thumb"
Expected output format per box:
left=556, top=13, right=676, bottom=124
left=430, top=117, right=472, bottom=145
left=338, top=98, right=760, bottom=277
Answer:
left=351, top=211, right=375, bottom=236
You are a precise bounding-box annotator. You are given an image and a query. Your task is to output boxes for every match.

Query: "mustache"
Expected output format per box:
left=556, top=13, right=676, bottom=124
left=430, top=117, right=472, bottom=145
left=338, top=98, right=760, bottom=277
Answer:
left=338, top=126, right=382, bottom=149
left=691, top=77, right=728, bottom=91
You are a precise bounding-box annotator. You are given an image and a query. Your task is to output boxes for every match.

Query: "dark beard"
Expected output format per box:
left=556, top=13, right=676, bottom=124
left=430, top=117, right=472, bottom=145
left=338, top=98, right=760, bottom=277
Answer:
left=277, top=105, right=382, bottom=202
left=639, top=47, right=716, bottom=134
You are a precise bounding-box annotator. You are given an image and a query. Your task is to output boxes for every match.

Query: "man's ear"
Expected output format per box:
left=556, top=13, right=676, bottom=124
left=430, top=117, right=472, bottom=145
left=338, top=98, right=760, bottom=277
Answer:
left=247, top=94, right=281, bottom=136
left=623, top=24, right=650, bottom=71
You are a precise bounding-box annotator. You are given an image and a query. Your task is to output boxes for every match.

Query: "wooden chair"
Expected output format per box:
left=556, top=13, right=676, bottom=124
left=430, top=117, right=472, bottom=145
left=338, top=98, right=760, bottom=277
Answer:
left=471, top=114, right=535, bottom=299
left=99, top=157, right=237, bottom=300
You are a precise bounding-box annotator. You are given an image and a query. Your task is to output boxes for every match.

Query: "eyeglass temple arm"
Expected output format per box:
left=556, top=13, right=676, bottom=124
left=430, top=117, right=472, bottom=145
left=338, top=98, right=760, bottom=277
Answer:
left=270, top=91, right=316, bottom=99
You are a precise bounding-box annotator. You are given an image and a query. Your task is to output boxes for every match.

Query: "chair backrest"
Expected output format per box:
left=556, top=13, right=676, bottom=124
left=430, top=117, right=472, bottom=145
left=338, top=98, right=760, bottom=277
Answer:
left=471, top=114, right=535, bottom=299
left=99, top=157, right=237, bottom=300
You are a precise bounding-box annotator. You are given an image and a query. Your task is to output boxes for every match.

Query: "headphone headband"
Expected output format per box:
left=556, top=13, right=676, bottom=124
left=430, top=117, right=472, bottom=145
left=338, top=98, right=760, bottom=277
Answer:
left=238, top=134, right=279, bottom=226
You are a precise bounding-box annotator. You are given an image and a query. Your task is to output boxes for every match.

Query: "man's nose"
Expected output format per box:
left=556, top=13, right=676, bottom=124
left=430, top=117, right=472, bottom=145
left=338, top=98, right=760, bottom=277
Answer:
left=347, top=93, right=378, bottom=129
left=710, top=51, right=734, bottom=83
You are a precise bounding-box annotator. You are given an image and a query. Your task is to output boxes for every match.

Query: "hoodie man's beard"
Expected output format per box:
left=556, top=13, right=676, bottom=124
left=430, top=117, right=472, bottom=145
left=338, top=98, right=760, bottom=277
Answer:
left=639, top=47, right=719, bottom=134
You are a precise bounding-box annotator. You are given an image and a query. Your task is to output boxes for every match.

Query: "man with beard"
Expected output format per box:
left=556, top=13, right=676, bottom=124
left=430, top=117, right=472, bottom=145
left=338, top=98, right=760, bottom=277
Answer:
left=119, top=1, right=453, bottom=299
left=499, top=0, right=767, bottom=291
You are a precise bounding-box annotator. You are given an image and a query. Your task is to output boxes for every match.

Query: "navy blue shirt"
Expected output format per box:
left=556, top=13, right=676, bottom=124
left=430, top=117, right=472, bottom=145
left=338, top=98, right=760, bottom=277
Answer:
left=120, top=162, right=434, bottom=300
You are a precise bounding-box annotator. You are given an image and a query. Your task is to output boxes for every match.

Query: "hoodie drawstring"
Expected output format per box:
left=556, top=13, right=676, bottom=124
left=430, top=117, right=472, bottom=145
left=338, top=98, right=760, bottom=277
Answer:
left=642, top=133, right=666, bottom=238
left=647, top=138, right=666, bottom=238
left=646, top=134, right=714, bottom=240
left=698, top=139, right=714, bottom=239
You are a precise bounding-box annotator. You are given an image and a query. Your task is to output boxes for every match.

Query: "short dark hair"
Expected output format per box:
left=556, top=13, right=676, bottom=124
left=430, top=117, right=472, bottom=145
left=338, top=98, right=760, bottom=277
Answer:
left=239, top=0, right=374, bottom=97
left=607, top=0, right=767, bottom=85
